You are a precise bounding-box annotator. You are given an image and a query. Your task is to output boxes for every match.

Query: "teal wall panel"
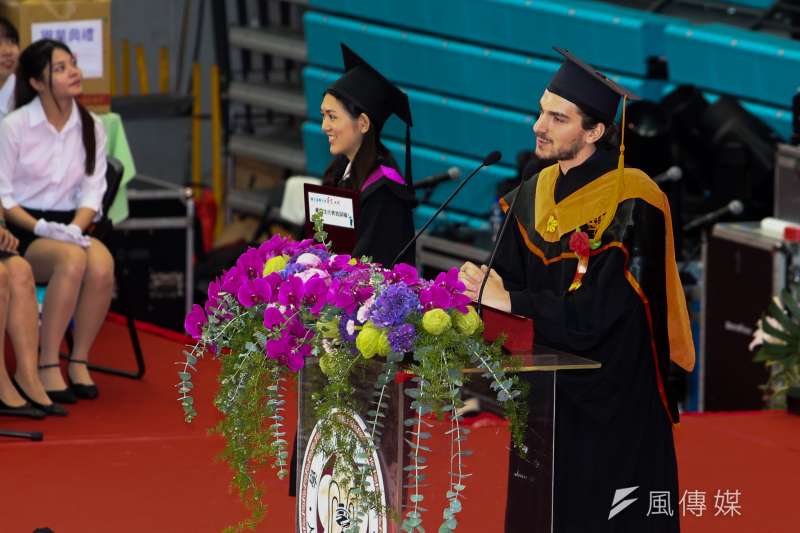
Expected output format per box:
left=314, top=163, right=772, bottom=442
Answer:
left=308, top=0, right=670, bottom=77
left=664, top=22, right=800, bottom=108
left=304, top=12, right=656, bottom=115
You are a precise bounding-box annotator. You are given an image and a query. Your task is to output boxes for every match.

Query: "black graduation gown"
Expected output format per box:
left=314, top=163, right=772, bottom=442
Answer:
left=497, top=149, right=682, bottom=532
left=352, top=174, right=416, bottom=267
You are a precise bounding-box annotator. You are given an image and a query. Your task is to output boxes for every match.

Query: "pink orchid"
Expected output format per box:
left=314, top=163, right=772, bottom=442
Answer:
left=184, top=304, right=207, bottom=340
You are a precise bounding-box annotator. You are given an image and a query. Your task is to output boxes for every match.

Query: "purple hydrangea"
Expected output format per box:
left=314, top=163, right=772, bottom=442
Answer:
left=283, top=262, right=306, bottom=278
left=369, top=283, right=421, bottom=328
left=388, top=323, right=416, bottom=353
left=338, top=312, right=358, bottom=343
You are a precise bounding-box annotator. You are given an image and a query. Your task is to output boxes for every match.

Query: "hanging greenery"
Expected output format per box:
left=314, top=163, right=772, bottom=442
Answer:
left=179, top=212, right=528, bottom=532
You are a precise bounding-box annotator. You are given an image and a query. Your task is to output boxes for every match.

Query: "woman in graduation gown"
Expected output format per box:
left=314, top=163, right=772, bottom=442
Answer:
left=319, top=44, right=416, bottom=266
left=289, top=43, right=417, bottom=498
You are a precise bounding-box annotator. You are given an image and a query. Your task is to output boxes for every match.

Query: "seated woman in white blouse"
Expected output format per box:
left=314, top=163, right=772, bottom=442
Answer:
left=0, top=39, right=113, bottom=404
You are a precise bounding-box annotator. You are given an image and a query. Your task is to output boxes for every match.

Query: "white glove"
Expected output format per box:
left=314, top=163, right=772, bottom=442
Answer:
left=33, top=218, right=59, bottom=238
left=63, top=223, right=91, bottom=248
left=64, top=223, right=87, bottom=240
left=34, top=219, right=91, bottom=248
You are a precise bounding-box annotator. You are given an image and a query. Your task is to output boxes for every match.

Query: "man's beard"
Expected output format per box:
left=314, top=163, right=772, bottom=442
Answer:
left=535, top=135, right=584, bottom=161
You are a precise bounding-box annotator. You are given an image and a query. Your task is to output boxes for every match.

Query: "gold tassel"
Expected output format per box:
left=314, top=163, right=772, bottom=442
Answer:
left=593, top=95, right=628, bottom=243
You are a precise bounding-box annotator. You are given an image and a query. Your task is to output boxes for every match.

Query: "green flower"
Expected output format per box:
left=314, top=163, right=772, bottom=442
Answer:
left=316, top=316, right=340, bottom=340
left=263, top=255, right=289, bottom=276
left=422, top=308, right=452, bottom=336
left=452, top=305, right=482, bottom=336
left=356, top=323, right=391, bottom=358
left=319, top=354, right=336, bottom=376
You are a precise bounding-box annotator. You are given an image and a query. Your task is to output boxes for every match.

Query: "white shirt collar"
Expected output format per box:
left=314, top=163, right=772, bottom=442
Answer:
left=28, top=95, right=80, bottom=132
left=0, top=74, right=14, bottom=114
left=343, top=160, right=352, bottom=180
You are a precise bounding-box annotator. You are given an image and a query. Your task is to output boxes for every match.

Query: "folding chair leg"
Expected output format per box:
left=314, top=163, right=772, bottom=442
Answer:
left=87, top=309, right=145, bottom=379
left=0, top=429, right=43, bottom=441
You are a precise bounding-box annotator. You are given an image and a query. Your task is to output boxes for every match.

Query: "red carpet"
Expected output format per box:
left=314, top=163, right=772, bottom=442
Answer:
left=1, top=320, right=797, bottom=532
left=676, top=411, right=800, bottom=533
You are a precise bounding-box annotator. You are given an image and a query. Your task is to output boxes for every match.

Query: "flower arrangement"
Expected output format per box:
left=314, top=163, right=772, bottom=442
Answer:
left=179, top=213, right=528, bottom=532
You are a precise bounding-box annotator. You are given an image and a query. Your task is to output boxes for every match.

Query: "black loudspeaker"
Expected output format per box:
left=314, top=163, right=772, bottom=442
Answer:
left=624, top=100, right=672, bottom=177
left=700, top=95, right=778, bottom=218
left=702, top=224, right=780, bottom=411
left=109, top=178, right=195, bottom=332
left=660, top=85, right=711, bottom=196
left=624, top=100, right=685, bottom=254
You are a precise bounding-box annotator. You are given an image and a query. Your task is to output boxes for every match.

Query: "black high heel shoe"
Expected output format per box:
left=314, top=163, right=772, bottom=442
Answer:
left=38, top=363, right=77, bottom=404
left=11, top=377, right=68, bottom=417
left=0, top=398, right=46, bottom=419
left=68, top=359, right=99, bottom=400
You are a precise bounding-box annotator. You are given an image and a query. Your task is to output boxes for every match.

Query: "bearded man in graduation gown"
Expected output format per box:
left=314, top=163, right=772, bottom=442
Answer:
left=459, top=48, right=695, bottom=532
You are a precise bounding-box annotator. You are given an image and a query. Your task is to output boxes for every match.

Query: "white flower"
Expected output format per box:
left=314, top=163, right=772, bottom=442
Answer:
left=295, top=253, right=321, bottom=267
left=346, top=319, right=355, bottom=336
left=749, top=299, right=787, bottom=351
left=355, top=294, right=376, bottom=323
left=296, top=268, right=329, bottom=282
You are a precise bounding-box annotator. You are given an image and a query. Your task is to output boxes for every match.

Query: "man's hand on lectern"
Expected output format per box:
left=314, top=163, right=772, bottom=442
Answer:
left=458, top=261, right=511, bottom=313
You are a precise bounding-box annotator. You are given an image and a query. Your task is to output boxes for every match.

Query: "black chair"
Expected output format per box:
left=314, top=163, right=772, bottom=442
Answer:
left=59, top=156, right=145, bottom=379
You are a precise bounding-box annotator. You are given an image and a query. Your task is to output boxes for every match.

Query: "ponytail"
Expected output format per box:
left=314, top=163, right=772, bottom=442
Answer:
left=77, top=102, right=96, bottom=175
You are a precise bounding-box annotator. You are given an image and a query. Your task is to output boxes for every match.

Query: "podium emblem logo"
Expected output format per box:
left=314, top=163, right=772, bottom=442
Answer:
left=298, top=409, right=387, bottom=533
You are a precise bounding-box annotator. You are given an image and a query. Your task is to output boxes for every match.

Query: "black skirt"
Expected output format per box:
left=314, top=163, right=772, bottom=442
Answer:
left=6, top=208, right=76, bottom=256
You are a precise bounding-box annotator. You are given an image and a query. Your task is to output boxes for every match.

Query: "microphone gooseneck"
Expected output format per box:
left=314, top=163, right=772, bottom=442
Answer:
left=388, top=151, right=503, bottom=268
left=476, top=159, right=538, bottom=315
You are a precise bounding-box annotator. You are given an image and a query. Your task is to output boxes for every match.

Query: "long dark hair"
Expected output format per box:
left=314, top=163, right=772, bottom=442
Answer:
left=15, top=39, right=96, bottom=175
left=322, top=88, right=398, bottom=190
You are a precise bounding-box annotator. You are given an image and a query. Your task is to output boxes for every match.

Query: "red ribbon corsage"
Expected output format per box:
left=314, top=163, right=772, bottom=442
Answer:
left=568, top=231, right=591, bottom=292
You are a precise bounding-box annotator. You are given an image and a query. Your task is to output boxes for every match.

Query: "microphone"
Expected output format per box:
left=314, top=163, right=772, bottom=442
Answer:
left=389, top=150, right=502, bottom=267
left=683, top=199, right=744, bottom=232
left=653, top=166, right=683, bottom=184
left=476, top=158, right=539, bottom=314
left=413, top=166, right=461, bottom=190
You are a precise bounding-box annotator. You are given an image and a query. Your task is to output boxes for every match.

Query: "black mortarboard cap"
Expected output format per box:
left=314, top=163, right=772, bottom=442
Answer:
left=329, top=44, right=412, bottom=131
left=547, top=47, right=640, bottom=123
left=328, top=44, right=414, bottom=187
